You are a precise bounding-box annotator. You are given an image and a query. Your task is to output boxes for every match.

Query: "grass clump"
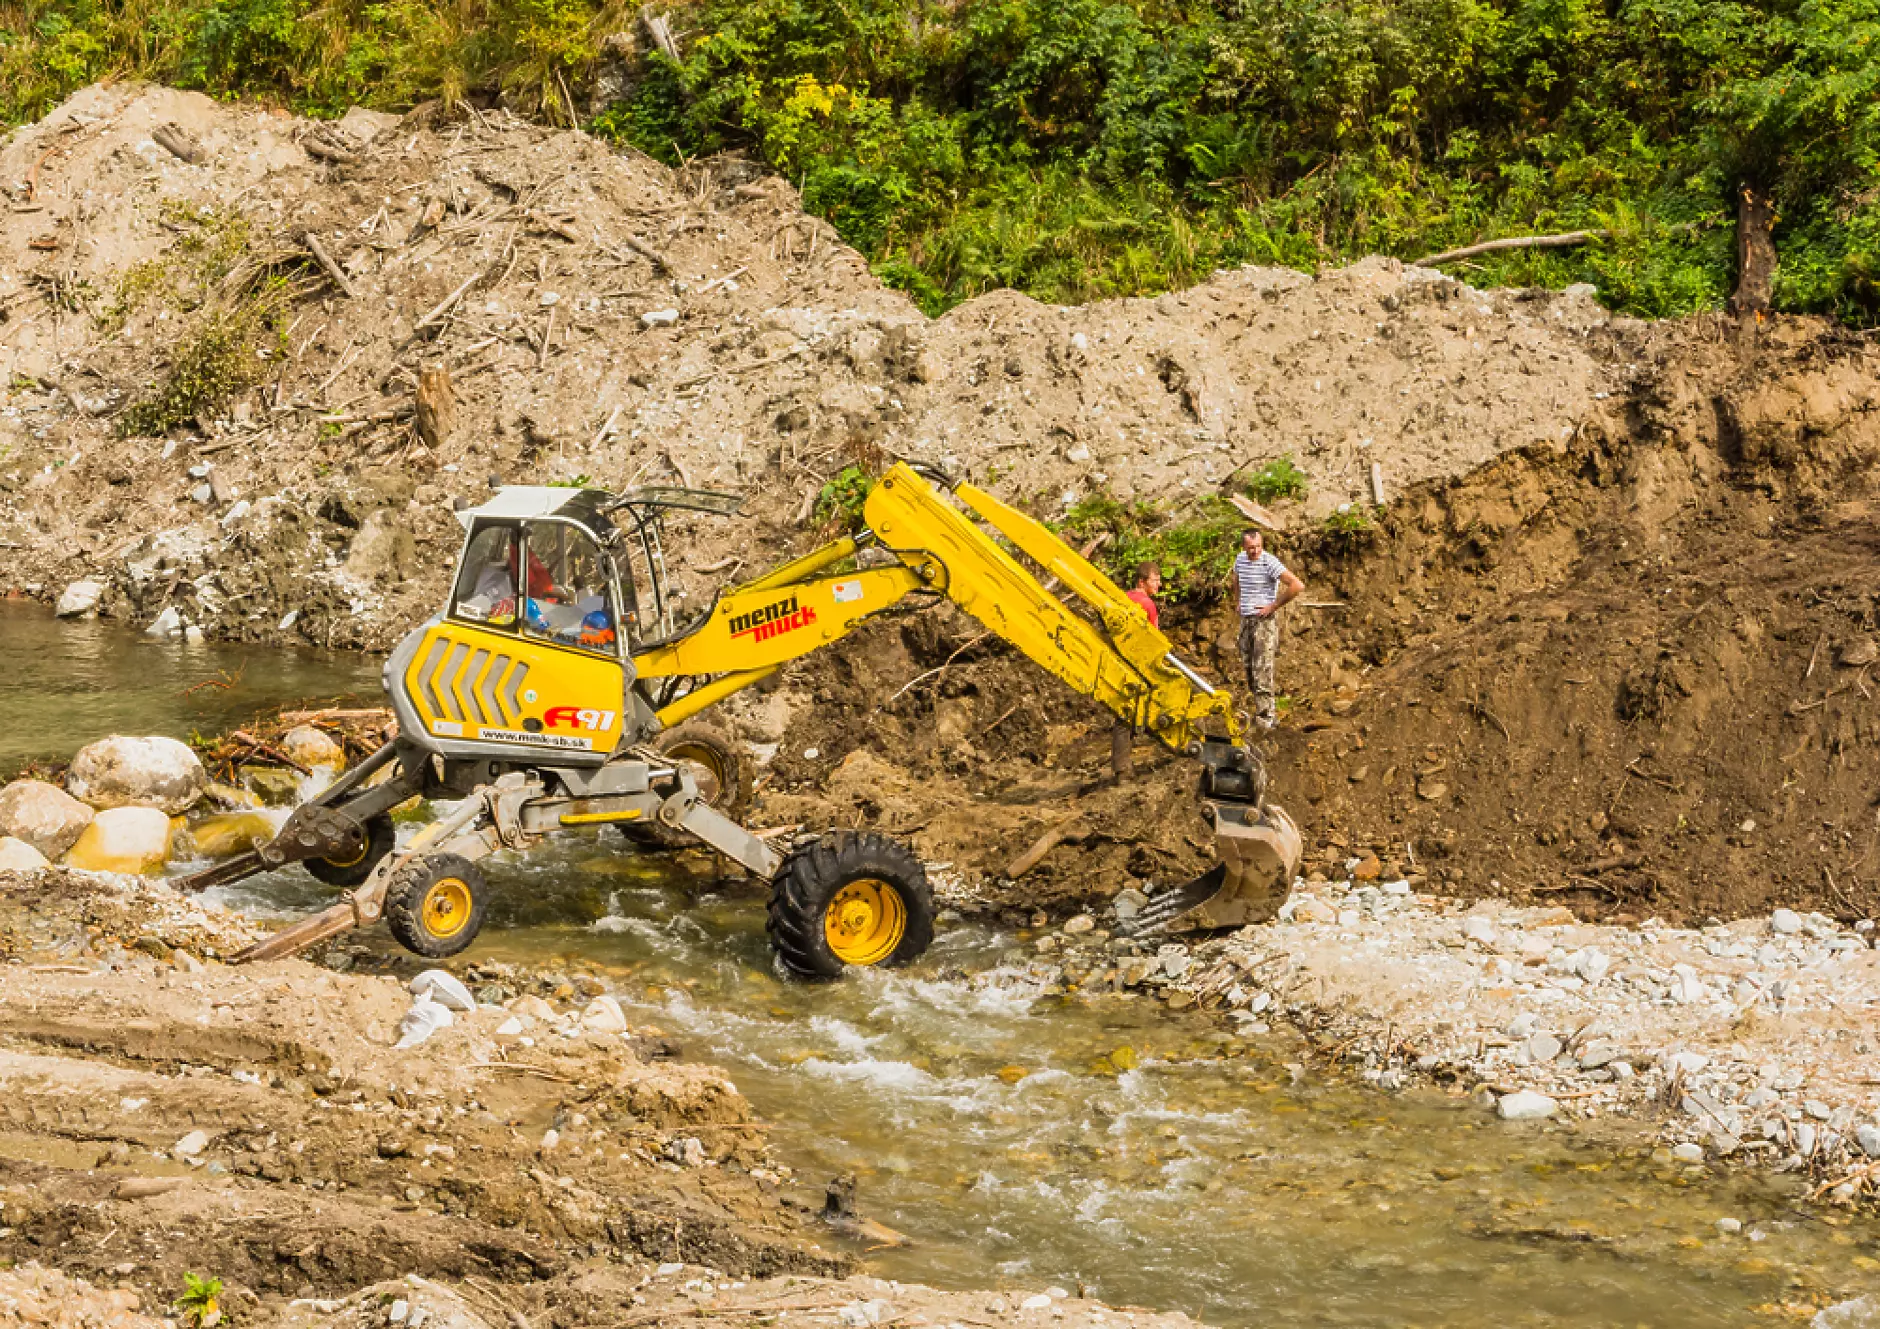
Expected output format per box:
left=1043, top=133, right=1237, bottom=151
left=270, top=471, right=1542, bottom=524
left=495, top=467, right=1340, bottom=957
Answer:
left=118, top=281, right=288, bottom=437
left=1319, top=504, right=1377, bottom=550
left=812, top=462, right=876, bottom=530
left=1242, top=455, right=1308, bottom=505
left=1060, top=491, right=1244, bottom=603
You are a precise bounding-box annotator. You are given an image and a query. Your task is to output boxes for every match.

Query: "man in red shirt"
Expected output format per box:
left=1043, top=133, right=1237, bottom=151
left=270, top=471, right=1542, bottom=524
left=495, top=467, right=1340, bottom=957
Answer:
left=1112, top=561, right=1163, bottom=779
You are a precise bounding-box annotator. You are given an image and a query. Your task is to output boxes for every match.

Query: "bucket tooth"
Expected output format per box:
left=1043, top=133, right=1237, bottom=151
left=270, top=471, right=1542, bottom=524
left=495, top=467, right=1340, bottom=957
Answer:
left=1125, top=801, right=1302, bottom=937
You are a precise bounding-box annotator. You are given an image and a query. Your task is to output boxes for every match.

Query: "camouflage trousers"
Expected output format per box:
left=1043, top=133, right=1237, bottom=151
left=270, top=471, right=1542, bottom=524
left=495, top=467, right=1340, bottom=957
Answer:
left=1237, top=613, right=1281, bottom=728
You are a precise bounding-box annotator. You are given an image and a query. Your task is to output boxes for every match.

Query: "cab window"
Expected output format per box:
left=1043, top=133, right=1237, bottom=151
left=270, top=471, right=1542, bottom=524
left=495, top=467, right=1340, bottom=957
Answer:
left=451, top=525, right=521, bottom=629
left=520, top=521, right=619, bottom=656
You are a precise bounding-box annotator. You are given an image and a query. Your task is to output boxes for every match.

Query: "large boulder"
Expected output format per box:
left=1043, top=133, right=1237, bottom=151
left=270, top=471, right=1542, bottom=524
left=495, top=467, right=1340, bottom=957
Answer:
left=279, top=725, right=346, bottom=771
left=0, top=779, right=95, bottom=859
left=0, top=837, right=50, bottom=871
left=66, top=736, right=206, bottom=814
left=62, top=807, right=173, bottom=875
left=187, top=811, right=277, bottom=859
left=55, top=579, right=104, bottom=618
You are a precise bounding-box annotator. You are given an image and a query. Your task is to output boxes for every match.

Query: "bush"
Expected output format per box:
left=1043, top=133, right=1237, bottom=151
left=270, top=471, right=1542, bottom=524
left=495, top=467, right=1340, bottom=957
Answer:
left=812, top=463, right=875, bottom=530
left=1243, top=455, right=1308, bottom=504
left=1060, top=491, right=1243, bottom=602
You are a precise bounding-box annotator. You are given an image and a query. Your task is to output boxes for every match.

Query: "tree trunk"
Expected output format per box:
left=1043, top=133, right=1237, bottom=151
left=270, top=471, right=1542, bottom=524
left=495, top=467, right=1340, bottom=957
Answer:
left=1730, top=184, right=1778, bottom=315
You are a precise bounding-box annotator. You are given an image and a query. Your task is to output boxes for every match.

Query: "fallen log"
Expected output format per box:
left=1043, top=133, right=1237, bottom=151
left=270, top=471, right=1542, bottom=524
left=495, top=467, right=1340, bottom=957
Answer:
left=1412, top=230, right=1606, bottom=267
left=1005, top=812, right=1085, bottom=879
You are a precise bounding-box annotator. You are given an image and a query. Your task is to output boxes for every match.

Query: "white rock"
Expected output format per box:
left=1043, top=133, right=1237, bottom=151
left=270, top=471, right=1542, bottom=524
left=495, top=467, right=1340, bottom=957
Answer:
left=581, top=995, right=629, bottom=1031
left=666, top=1136, right=706, bottom=1167
left=280, top=725, right=346, bottom=771
left=1461, top=916, right=1498, bottom=947
left=1771, top=908, right=1804, bottom=935
left=1526, top=1032, right=1563, bottom=1063
left=1063, top=913, right=1095, bottom=936
left=394, top=996, right=454, bottom=1049
left=1798, top=1122, right=1819, bottom=1157
left=1716, top=1217, right=1742, bottom=1235
left=1496, top=1090, right=1558, bottom=1121
left=66, top=735, right=206, bottom=814
left=1112, top=888, right=1148, bottom=920
left=146, top=606, right=184, bottom=637
left=495, top=1016, right=525, bottom=1037
left=641, top=308, right=680, bottom=327
left=1857, top=1124, right=1880, bottom=1158
left=389, top=1301, right=409, bottom=1324
left=409, top=970, right=476, bottom=1012
left=0, top=778, right=95, bottom=858
left=1381, top=879, right=1412, bottom=895
left=655, top=1263, right=685, bottom=1277
left=55, top=579, right=103, bottom=618
left=62, top=806, right=173, bottom=874
left=1815, top=1296, right=1880, bottom=1328
left=1569, top=948, right=1611, bottom=984
left=0, top=836, right=48, bottom=870
left=1671, top=1142, right=1704, bottom=1162
left=183, top=625, right=205, bottom=644
left=1669, top=1051, right=1710, bottom=1076
left=173, top=1130, right=210, bottom=1157
left=1021, top=1295, right=1054, bottom=1311
left=279, top=610, right=299, bottom=632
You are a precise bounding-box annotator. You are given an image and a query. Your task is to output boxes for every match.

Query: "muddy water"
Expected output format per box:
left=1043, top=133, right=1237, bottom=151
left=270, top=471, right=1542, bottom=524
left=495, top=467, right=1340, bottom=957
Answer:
left=213, top=838, right=1880, bottom=1328
left=0, top=603, right=376, bottom=772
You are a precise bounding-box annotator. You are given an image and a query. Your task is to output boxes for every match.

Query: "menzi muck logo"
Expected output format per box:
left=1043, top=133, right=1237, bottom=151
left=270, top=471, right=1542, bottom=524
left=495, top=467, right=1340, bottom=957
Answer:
left=728, top=594, right=817, bottom=643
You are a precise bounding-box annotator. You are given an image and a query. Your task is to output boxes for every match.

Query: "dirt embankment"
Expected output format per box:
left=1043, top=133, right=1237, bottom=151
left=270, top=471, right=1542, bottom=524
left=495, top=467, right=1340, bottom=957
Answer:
left=735, top=316, right=1880, bottom=930
left=2, top=82, right=1615, bottom=648
left=0, top=868, right=1202, bottom=1329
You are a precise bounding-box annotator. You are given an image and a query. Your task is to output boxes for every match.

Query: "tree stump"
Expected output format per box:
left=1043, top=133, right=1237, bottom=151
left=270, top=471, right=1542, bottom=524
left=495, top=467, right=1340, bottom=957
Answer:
left=1730, top=184, right=1778, bottom=315
left=415, top=368, right=456, bottom=451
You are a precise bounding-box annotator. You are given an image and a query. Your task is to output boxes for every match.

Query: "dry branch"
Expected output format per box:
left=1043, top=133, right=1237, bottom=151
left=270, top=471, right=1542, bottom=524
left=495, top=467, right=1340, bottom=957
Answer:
left=300, top=232, right=357, bottom=299
left=1412, top=230, right=1606, bottom=267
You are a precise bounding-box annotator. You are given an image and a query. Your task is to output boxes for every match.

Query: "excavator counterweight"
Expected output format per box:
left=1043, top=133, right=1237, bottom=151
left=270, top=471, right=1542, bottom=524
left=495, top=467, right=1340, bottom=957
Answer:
left=179, top=463, right=1300, bottom=975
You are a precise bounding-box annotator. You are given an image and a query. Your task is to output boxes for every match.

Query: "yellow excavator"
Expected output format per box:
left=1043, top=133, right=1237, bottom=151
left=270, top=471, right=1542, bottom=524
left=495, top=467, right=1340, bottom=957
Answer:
left=182, top=462, right=1301, bottom=978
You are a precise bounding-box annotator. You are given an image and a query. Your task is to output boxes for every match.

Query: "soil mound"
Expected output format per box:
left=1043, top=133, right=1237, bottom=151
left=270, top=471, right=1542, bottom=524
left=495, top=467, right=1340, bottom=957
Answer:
left=4, top=82, right=1613, bottom=647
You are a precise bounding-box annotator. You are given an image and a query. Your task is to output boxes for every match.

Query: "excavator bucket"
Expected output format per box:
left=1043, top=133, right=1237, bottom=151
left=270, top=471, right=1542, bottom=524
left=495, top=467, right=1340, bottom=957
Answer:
left=1129, top=801, right=1303, bottom=936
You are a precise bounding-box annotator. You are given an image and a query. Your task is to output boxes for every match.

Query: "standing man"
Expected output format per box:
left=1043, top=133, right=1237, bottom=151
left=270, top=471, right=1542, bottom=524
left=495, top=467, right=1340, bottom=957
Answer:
left=1233, top=530, right=1304, bottom=730
left=1111, top=561, right=1163, bottom=780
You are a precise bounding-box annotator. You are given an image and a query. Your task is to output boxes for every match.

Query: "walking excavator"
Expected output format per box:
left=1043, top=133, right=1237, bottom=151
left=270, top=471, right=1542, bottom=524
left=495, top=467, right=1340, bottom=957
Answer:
left=181, top=462, right=1301, bottom=979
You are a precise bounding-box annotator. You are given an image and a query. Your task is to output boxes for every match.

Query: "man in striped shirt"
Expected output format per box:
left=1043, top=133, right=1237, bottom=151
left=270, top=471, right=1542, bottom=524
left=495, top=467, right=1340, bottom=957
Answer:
left=1233, top=529, right=1305, bottom=730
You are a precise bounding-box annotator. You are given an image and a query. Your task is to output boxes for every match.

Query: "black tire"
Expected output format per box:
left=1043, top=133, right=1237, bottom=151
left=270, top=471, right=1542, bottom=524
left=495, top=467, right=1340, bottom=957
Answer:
left=383, top=853, right=488, bottom=959
left=766, top=832, right=935, bottom=981
left=304, top=813, right=396, bottom=888
left=626, top=719, right=754, bottom=850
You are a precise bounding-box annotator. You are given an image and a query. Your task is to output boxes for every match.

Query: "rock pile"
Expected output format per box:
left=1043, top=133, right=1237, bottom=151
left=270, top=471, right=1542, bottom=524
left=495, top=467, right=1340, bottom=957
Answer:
left=0, top=734, right=209, bottom=875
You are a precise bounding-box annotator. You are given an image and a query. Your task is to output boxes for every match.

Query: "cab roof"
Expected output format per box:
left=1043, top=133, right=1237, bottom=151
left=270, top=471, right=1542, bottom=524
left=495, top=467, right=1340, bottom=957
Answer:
left=453, top=486, right=615, bottom=532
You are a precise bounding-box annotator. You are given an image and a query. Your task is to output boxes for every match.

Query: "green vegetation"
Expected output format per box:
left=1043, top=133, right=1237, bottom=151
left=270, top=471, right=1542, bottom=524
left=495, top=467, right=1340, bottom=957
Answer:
left=1242, top=455, right=1309, bottom=506
left=119, top=279, right=288, bottom=436
left=1060, top=491, right=1245, bottom=602
left=1320, top=503, right=1378, bottom=550
left=174, top=1273, right=225, bottom=1329
left=812, top=462, right=875, bottom=529
left=4, top=0, right=1879, bottom=322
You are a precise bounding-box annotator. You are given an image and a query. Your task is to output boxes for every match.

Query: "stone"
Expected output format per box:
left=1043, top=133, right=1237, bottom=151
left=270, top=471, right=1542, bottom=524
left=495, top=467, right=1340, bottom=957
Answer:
left=55, top=579, right=103, bottom=618
left=1715, top=1217, right=1742, bottom=1235
left=395, top=997, right=454, bottom=1049
left=0, top=779, right=95, bottom=859
left=1461, top=916, right=1498, bottom=947
left=1352, top=853, right=1382, bottom=881
left=1814, top=1296, right=1880, bottom=1328
left=1577, top=1043, right=1619, bottom=1070
left=1416, top=780, right=1448, bottom=802
left=1857, top=1124, right=1880, bottom=1158
left=1771, top=908, right=1804, bottom=935
left=146, top=606, right=184, bottom=638
left=1497, top=1090, right=1558, bottom=1121
left=0, top=836, right=50, bottom=870
left=173, top=1130, right=210, bottom=1158
left=63, top=807, right=172, bottom=874
left=508, top=994, right=557, bottom=1020
left=1162, top=952, right=1191, bottom=979
left=1569, top=948, right=1611, bottom=984
left=1292, top=897, right=1337, bottom=924
left=1671, top=1142, right=1705, bottom=1162
left=410, top=970, right=476, bottom=1013
left=666, top=1136, right=706, bottom=1167
left=245, top=767, right=303, bottom=804
left=1797, top=1122, right=1819, bottom=1157
left=1526, top=1032, right=1563, bottom=1063
left=1381, top=879, right=1412, bottom=896
left=1063, top=914, right=1096, bottom=936
left=1112, top=888, right=1148, bottom=921
left=66, top=735, right=206, bottom=814
left=581, top=995, right=629, bottom=1031
left=1669, top=1051, right=1710, bottom=1075
left=279, top=725, right=347, bottom=771
left=641, top=308, right=680, bottom=327
left=187, top=812, right=276, bottom=859
left=1806, top=1099, right=1833, bottom=1121
left=1021, top=1295, right=1054, bottom=1312
left=1669, top=966, right=1709, bottom=1004
left=340, top=511, right=415, bottom=584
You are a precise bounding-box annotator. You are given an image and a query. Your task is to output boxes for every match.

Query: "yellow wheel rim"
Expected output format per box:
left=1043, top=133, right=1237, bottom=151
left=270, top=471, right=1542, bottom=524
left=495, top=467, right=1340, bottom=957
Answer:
left=665, top=742, right=728, bottom=805
left=323, top=838, right=370, bottom=869
left=422, top=878, right=474, bottom=940
left=823, top=879, right=906, bottom=967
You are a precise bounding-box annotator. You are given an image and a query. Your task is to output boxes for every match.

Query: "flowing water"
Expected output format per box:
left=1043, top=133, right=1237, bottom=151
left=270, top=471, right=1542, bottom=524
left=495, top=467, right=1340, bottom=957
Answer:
left=5, top=609, right=1876, bottom=1326
left=215, top=841, right=1880, bottom=1328
left=0, top=602, right=377, bottom=773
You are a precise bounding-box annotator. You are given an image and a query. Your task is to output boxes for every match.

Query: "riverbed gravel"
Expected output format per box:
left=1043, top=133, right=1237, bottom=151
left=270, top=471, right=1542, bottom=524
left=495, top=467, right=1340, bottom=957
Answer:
left=1011, top=875, right=1880, bottom=1200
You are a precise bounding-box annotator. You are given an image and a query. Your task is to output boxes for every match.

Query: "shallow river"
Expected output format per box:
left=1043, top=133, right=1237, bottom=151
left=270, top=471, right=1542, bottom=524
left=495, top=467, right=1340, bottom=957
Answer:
left=218, top=841, right=1880, bottom=1328
left=6, top=609, right=1876, bottom=1326
left=0, top=602, right=376, bottom=773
